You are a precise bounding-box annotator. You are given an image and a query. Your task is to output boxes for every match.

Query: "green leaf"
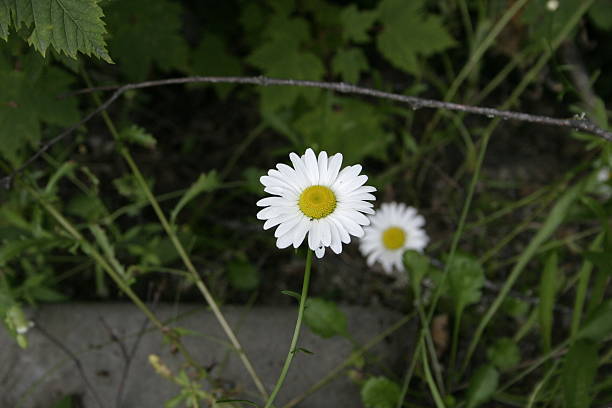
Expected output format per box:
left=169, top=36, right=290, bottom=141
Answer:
left=466, top=364, right=499, bottom=408
left=583, top=251, right=612, bottom=275
left=0, top=1, right=10, bottom=40
left=304, top=298, right=347, bottom=338
left=29, top=285, right=67, bottom=302
left=170, top=171, right=219, bottom=223
left=539, top=252, right=558, bottom=352
left=280, top=290, right=301, bottom=301
left=105, top=0, right=188, bottom=80
left=403, top=250, right=430, bottom=296
left=331, top=47, right=368, bottom=84
left=119, top=125, right=157, bottom=149
left=89, top=225, right=126, bottom=279
left=227, top=255, right=260, bottom=291
left=339, top=4, right=378, bottom=43
left=376, top=0, right=454, bottom=74
left=577, top=300, right=612, bottom=341
left=0, top=56, right=80, bottom=164
left=523, top=0, right=585, bottom=44
left=447, top=254, right=485, bottom=314
left=589, top=0, right=612, bottom=30
left=295, top=347, right=314, bottom=355
left=562, top=340, right=598, bottom=408
left=361, top=376, right=401, bottom=408
left=191, top=33, right=243, bottom=99
left=216, top=400, right=258, bottom=407
left=24, top=0, right=111, bottom=61
left=294, top=96, right=392, bottom=164
left=486, top=338, right=520, bottom=371
left=247, top=16, right=324, bottom=111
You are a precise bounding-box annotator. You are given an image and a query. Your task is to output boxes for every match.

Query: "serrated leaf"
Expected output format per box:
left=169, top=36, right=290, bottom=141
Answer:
left=562, top=340, right=598, bottom=408
left=447, top=254, right=484, bottom=314
left=376, top=0, right=454, bottom=74
left=304, top=298, right=347, bottom=338
left=247, top=15, right=323, bottom=111
left=340, top=4, right=378, bottom=43
left=170, top=171, right=219, bottom=223
left=0, top=1, right=11, bottom=40
left=539, top=252, right=558, bottom=352
left=331, top=47, right=368, bottom=84
left=486, top=337, right=520, bottom=371
left=0, top=56, right=79, bottom=164
left=24, top=0, right=111, bottom=62
left=105, top=0, right=188, bottom=80
left=577, top=300, right=612, bottom=341
left=361, top=377, right=401, bottom=408
left=403, top=249, right=430, bottom=295
left=294, top=97, right=392, bottom=163
left=466, top=364, right=499, bottom=408
left=119, top=125, right=156, bottom=149
left=191, top=33, right=243, bottom=99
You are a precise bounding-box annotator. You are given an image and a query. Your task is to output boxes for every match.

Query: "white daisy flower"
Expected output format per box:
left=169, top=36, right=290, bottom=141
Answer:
left=359, top=202, right=429, bottom=274
left=256, top=148, right=376, bottom=258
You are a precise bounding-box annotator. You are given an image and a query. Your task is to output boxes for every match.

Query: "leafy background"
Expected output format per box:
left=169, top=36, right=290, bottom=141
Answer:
left=1, top=0, right=612, bottom=407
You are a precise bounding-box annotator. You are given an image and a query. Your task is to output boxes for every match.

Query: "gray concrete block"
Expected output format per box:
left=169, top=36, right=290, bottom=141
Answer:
left=0, top=303, right=415, bottom=408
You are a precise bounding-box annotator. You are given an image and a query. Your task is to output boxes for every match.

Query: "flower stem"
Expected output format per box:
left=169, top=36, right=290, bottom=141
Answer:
left=264, top=249, right=313, bottom=408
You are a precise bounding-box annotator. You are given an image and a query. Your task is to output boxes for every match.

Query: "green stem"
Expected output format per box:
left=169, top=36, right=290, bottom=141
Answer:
left=80, top=68, right=267, bottom=399
left=449, top=309, right=462, bottom=375
left=571, top=233, right=604, bottom=337
left=421, top=344, right=446, bottom=408
left=265, top=250, right=313, bottom=408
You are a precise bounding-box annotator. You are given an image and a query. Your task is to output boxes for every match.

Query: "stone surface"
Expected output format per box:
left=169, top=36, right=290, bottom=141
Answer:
left=0, top=303, right=415, bottom=408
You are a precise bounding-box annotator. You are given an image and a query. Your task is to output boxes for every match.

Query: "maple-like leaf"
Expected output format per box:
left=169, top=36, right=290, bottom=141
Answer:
left=332, top=47, right=369, bottom=83
left=0, top=53, right=79, bottom=164
left=105, top=0, right=188, bottom=80
left=340, top=4, right=378, bottom=43
left=376, top=0, right=454, bottom=74
left=0, top=0, right=111, bottom=62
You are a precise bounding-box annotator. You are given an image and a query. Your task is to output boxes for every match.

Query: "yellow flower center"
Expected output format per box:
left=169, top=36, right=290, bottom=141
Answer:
left=298, top=185, right=337, bottom=219
left=382, top=227, right=406, bottom=250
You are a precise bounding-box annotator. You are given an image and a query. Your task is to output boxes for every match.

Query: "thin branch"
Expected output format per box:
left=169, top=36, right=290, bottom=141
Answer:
left=2, top=75, right=611, bottom=189
left=33, top=319, right=106, bottom=408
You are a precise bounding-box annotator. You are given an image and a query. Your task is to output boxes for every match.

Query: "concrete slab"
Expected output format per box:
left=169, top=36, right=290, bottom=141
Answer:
left=0, top=303, right=415, bottom=408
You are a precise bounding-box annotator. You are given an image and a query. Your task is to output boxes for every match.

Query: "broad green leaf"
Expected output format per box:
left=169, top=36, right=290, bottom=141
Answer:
left=403, top=250, right=430, bottom=296
left=577, top=300, right=612, bottom=341
left=486, top=338, right=520, bottom=371
left=361, top=376, right=401, bottom=408
left=583, top=251, right=612, bottom=275
left=589, top=0, right=612, bottom=30
left=170, top=172, right=219, bottom=223
left=226, top=255, right=260, bottom=291
left=247, top=15, right=323, bottom=111
left=539, top=252, right=558, bottom=352
left=191, top=34, right=243, bottom=99
left=66, top=194, right=106, bottom=221
left=466, top=364, right=499, bottom=408
left=294, top=97, right=392, bottom=164
left=119, top=125, right=157, bottom=149
left=376, top=0, right=454, bottom=74
left=304, top=298, right=347, bottom=338
left=339, top=4, right=378, bottom=43
left=562, top=340, right=598, bottom=408
left=105, top=0, right=188, bottom=80
left=0, top=55, right=79, bottom=164
left=331, top=47, right=368, bottom=84
left=447, top=254, right=484, bottom=314
left=25, top=0, right=111, bottom=61
left=0, top=2, right=10, bottom=39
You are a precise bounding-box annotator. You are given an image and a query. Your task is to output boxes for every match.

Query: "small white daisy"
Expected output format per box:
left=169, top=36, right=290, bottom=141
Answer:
left=257, top=148, right=376, bottom=258
left=359, top=202, right=429, bottom=274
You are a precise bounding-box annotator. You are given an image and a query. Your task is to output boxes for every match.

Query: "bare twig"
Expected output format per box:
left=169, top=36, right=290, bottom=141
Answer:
left=33, top=319, right=106, bottom=408
left=2, top=75, right=611, bottom=189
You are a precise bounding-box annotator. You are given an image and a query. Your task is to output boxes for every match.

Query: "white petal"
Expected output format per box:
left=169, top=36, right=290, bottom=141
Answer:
left=318, top=151, right=329, bottom=185
left=320, top=219, right=332, bottom=246
left=303, top=148, right=319, bottom=184
left=292, top=217, right=310, bottom=248
left=327, top=153, right=343, bottom=182
left=315, top=246, right=325, bottom=258
left=274, top=214, right=302, bottom=238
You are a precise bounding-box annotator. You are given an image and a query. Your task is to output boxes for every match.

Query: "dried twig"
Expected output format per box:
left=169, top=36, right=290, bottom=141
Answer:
left=2, top=75, right=611, bottom=189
